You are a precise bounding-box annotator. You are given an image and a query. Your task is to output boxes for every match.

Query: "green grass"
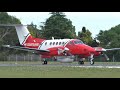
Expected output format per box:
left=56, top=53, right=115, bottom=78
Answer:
left=0, top=61, right=120, bottom=78
left=0, top=65, right=120, bottom=78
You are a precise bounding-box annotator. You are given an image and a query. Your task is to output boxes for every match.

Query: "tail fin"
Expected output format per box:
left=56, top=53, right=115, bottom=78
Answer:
left=15, top=25, right=45, bottom=48
left=0, top=24, right=31, bottom=45
left=0, top=24, right=44, bottom=48
left=15, top=25, right=31, bottom=45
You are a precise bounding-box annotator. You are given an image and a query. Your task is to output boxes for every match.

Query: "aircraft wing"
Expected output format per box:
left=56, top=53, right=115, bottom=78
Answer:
left=94, top=47, right=120, bottom=52
left=2, top=45, right=50, bottom=53
left=105, top=48, right=120, bottom=51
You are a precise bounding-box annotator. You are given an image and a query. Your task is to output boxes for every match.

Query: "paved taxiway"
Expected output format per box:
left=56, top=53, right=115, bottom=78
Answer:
left=0, top=63, right=120, bottom=68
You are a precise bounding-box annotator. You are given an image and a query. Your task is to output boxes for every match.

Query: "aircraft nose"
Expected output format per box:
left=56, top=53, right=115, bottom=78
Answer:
left=89, top=47, right=95, bottom=53
left=84, top=45, right=95, bottom=53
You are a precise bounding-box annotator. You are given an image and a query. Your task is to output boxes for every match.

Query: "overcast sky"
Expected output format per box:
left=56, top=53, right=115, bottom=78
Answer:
left=7, top=12, right=120, bottom=38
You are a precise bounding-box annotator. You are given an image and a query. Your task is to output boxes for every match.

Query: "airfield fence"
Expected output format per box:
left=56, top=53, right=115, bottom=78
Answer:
left=0, top=53, right=118, bottom=65
left=0, top=54, right=42, bottom=61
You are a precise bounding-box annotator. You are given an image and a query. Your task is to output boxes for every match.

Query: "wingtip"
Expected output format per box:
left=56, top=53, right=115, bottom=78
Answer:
left=102, top=48, right=106, bottom=51
left=2, top=45, right=10, bottom=47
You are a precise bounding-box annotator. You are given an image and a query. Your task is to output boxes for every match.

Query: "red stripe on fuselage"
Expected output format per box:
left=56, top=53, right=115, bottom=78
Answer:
left=22, top=33, right=30, bottom=45
left=23, top=35, right=45, bottom=49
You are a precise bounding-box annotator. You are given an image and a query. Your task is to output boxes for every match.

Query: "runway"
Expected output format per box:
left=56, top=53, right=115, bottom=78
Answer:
left=0, top=62, right=120, bottom=68
left=70, top=65, right=120, bottom=68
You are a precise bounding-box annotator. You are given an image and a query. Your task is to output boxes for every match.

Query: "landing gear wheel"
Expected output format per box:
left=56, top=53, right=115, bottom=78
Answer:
left=43, top=60, right=47, bottom=65
left=53, top=57, right=57, bottom=61
left=78, top=61, right=84, bottom=65
left=44, top=61, right=47, bottom=64
left=90, top=61, right=94, bottom=65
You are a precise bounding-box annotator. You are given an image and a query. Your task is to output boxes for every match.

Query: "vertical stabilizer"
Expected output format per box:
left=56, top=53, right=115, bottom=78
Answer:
left=0, top=24, right=44, bottom=48
left=15, top=25, right=30, bottom=45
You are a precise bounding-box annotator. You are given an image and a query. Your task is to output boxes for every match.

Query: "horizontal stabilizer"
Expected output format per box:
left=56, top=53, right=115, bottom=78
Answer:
left=0, top=24, right=28, bottom=27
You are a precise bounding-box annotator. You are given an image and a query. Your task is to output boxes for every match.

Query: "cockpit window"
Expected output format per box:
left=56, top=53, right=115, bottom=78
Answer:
left=74, top=40, right=84, bottom=44
left=69, top=41, right=73, bottom=45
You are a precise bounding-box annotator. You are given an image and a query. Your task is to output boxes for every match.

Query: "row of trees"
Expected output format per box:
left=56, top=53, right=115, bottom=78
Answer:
left=0, top=12, right=21, bottom=60
left=0, top=12, right=120, bottom=61
left=96, top=25, right=120, bottom=61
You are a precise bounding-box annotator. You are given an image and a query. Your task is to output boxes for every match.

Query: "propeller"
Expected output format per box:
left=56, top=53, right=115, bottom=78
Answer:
left=58, top=47, right=69, bottom=55
left=102, top=52, right=109, bottom=61
left=94, top=47, right=109, bottom=61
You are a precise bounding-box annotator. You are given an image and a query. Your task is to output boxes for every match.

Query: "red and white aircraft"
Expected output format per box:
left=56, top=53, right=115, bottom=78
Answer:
left=2, top=24, right=120, bottom=65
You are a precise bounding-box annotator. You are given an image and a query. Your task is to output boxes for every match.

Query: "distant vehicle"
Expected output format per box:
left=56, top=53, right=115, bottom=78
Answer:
left=1, top=24, right=120, bottom=65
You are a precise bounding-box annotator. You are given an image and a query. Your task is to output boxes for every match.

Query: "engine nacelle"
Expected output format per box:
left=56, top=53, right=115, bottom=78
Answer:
left=47, top=47, right=69, bottom=56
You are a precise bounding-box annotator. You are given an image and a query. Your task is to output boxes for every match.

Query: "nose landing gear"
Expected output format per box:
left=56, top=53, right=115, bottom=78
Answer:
left=89, top=54, right=94, bottom=65
left=42, top=59, right=48, bottom=65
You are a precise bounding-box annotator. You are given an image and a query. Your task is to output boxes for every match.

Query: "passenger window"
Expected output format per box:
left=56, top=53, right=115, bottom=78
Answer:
left=62, top=42, right=65, bottom=45
left=56, top=42, right=58, bottom=45
left=59, top=42, right=61, bottom=45
left=45, top=42, right=47, bottom=45
left=53, top=42, right=55, bottom=45
left=50, top=42, right=52, bottom=45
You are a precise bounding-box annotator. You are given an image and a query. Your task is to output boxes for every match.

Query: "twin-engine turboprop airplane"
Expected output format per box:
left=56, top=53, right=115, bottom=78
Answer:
left=1, top=24, right=120, bottom=65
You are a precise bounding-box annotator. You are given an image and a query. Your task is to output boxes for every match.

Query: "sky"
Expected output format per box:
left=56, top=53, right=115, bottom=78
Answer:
left=7, top=12, right=120, bottom=38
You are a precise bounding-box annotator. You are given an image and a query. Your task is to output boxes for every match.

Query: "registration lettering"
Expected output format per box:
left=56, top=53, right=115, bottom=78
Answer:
left=24, top=43, right=39, bottom=46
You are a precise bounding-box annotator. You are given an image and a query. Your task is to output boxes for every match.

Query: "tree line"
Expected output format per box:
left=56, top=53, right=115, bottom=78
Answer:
left=0, top=12, right=120, bottom=61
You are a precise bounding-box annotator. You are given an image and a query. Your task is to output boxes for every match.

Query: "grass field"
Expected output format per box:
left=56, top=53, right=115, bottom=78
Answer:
left=0, top=61, right=120, bottom=78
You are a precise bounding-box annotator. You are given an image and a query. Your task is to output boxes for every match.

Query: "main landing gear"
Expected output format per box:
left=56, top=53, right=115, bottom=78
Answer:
left=42, top=59, right=48, bottom=65
left=77, top=54, right=95, bottom=65
left=78, top=58, right=85, bottom=65
left=78, top=60, right=84, bottom=65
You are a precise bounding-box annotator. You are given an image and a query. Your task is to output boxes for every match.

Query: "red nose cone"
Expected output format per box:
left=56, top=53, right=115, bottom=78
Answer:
left=84, top=45, right=95, bottom=53
left=89, top=48, right=96, bottom=53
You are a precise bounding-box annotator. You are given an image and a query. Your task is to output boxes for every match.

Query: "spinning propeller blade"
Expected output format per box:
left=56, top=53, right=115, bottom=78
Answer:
left=103, top=52, right=109, bottom=61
